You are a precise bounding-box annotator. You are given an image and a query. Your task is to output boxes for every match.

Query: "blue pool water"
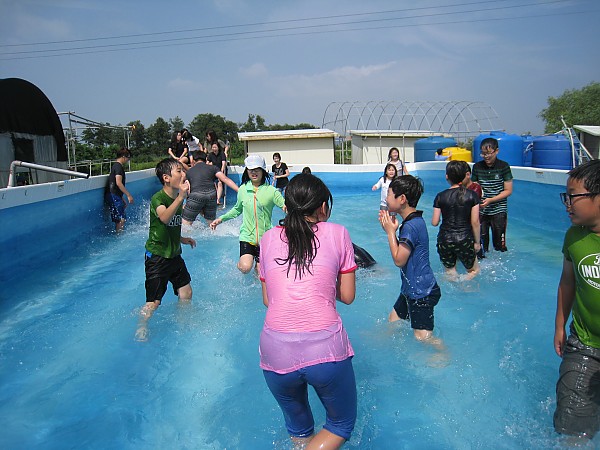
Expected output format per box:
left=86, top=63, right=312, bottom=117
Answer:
left=0, top=170, right=592, bottom=449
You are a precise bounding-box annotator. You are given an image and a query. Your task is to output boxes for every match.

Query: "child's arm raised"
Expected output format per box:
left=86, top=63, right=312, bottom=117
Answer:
left=156, top=181, right=189, bottom=225
left=554, top=258, right=576, bottom=357
left=379, top=210, right=411, bottom=267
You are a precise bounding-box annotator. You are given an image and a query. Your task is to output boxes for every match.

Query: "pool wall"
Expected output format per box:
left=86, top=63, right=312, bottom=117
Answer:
left=0, top=162, right=569, bottom=285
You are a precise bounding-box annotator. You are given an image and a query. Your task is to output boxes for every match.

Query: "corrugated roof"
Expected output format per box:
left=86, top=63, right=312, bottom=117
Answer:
left=574, top=125, right=600, bottom=136
left=238, top=128, right=338, bottom=141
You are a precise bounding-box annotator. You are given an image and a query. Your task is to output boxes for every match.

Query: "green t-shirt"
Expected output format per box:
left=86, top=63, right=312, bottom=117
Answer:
left=219, top=181, right=284, bottom=245
left=145, top=189, right=183, bottom=259
left=563, top=225, right=600, bottom=348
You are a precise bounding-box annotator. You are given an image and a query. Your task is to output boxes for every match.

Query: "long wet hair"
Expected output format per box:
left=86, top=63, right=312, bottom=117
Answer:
left=276, top=173, right=333, bottom=279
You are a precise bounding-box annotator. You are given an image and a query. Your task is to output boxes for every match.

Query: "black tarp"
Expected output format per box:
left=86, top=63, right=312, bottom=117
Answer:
left=0, top=78, right=67, bottom=161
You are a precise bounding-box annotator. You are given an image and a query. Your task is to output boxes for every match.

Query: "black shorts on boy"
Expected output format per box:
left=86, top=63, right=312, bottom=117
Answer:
left=144, top=252, right=191, bottom=302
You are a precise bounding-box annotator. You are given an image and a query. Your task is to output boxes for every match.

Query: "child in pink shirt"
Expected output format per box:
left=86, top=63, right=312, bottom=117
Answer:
left=259, top=173, right=357, bottom=450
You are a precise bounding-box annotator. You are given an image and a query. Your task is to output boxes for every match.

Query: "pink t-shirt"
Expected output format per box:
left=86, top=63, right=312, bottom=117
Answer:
left=258, top=222, right=357, bottom=373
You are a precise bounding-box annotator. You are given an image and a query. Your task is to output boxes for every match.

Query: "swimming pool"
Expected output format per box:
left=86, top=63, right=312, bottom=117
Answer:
left=0, top=164, right=590, bottom=449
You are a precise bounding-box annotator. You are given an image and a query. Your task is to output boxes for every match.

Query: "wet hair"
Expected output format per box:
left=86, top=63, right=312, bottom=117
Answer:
left=241, top=167, right=270, bottom=185
left=193, top=150, right=206, bottom=161
left=459, top=160, right=472, bottom=175
left=117, top=147, right=131, bottom=158
left=480, top=137, right=499, bottom=152
left=388, top=147, right=400, bottom=160
left=436, top=148, right=444, bottom=155
left=155, top=158, right=181, bottom=185
left=446, top=160, right=468, bottom=185
left=277, top=174, right=333, bottom=279
left=382, top=163, right=398, bottom=180
left=389, top=175, right=424, bottom=208
left=273, top=152, right=281, bottom=160
left=302, top=166, right=312, bottom=174
left=568, top=159, right=600, bottom=194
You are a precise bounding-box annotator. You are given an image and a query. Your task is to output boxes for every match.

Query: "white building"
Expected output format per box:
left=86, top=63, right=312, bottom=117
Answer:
left=238, top=129, right=338, bottom=168
left=349, top=130, right=453, bottom=165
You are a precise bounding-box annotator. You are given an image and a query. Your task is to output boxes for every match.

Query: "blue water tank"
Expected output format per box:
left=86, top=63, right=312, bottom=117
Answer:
left=472, top=131, right=524, bottom=166
left=522, top=134, right=534, bottom=167
left=531, top=134, right=573, bottom=170
left=414, top=136, right=457, bottom=162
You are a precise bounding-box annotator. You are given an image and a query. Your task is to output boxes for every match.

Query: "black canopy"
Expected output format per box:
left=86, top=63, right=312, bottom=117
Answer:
left=0, top=78, right=67, bottom=161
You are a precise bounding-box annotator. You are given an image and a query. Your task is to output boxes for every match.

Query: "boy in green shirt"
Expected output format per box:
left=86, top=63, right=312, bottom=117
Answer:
left=554, top=159, right=600, bottom=439
left=136, top=159, right=197, bottom=341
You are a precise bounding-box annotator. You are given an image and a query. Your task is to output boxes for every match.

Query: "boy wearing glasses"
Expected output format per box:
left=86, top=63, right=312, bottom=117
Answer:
left=470, top=138, right=513, bottom=253
left=554, top=159, right=600, bottom=440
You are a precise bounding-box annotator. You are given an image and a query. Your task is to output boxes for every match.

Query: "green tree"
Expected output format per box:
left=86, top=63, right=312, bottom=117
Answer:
left=187, top=113, right=239, bottom=145
left=169, top=116, right=185, bottom=134
left=146, top=117, right=171, bottom=157
left=539, top=81, right=600, bottom=133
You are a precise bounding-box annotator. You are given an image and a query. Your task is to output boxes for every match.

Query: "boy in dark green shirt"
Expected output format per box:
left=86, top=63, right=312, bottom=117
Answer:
left=554, top=159, right=600, bottom=439
left=136, top=159, right=196, bottom=341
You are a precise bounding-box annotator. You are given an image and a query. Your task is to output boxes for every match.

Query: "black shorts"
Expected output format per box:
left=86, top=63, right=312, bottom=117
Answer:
left=393, top=285, right=441, bottom=331
left=240, top=241, right=260, bottom=263
left=437, top=239, right=476, bottom=270
left=144, top=252, right=191, bottom=302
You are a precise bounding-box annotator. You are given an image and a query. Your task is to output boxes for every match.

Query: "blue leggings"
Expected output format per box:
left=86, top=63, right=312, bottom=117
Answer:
left=263, top=358, right=357, bottom=440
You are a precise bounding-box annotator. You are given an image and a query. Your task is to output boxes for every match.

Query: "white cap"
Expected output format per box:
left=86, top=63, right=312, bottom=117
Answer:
left=244, top=154, right=266, bottom=170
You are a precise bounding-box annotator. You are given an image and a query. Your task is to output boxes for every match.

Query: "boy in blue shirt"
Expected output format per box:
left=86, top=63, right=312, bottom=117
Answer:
left=379, top=175, right=442, bottom=345
left=553, top=159, right=600, bottom=439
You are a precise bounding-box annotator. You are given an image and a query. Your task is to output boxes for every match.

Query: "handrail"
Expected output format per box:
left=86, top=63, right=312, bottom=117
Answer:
left=7, top=161, right=90, bottom=188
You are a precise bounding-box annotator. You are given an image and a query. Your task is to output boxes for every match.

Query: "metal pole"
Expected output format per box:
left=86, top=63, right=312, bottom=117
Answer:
left=8, top=161, right=90, bottom=187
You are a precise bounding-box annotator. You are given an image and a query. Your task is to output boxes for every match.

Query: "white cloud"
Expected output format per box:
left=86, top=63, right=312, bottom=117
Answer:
left=167, top=78, right=200, bottom=90
left=240, top=63, right=268, bottom=77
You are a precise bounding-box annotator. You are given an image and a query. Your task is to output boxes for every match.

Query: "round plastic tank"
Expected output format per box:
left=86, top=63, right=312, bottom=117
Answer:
left=472, top=131, right=524, bottom=166
left=531, top=134, right=573, bottom=170
left=414, top=136, right=457, bottom=162
left=522, top=135, right=534, bottom=167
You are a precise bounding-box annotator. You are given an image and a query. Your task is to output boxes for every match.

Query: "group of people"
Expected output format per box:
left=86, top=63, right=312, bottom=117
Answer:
left=106, top=134, right=600, bottom=445
left=374, top=138, right=512, bottom=345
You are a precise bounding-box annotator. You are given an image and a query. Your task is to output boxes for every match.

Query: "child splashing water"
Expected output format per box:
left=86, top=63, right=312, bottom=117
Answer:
left=259, top=173, right=358, bottom=450
left=210, top=154, right=285, bottom=274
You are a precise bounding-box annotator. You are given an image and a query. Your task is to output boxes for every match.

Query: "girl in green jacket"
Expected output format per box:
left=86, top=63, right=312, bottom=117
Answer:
left=210, top=154, right=285, bottom=274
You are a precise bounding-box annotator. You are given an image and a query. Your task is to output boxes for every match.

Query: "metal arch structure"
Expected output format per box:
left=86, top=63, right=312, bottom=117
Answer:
left=321, top=100, right=503, bottom=141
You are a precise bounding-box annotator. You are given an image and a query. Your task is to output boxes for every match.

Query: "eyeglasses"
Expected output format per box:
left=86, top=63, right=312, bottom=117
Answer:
left=480, top=151, right=496, bottom=157
left=559, top=192, right=597, bottom=206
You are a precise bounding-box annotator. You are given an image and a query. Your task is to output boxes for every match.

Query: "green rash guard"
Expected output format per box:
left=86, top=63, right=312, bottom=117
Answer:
left=563, top=225, right=600, bottom=348
left=219, top=181, right=284, bottom=245
left=145, top=189, right=183, bottom=259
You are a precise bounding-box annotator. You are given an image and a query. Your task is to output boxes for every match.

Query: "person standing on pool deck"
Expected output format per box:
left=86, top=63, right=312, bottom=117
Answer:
left=271, top=152, right=290, bottom=195
left=136, top=159, right=196, bottom=341
left=553, top=159, right=600, bottom=440
left=210, top=154, right=285, bottom=274
left=379, top=175, right=442, bottom=346
left=431, top=161, right=481, bottom=281
left=105, top=147, right=134, bottom=233
left=259, top=173, right=357, bottom=450
left=470, top=137, right=513, bottom=253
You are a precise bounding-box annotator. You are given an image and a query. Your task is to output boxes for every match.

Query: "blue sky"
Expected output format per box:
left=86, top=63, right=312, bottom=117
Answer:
left=0, top=0, right=598, bottom=136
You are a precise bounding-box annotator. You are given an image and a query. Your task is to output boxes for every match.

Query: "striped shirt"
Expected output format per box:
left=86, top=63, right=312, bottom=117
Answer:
left=471, top=159, right=513, bottom=215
